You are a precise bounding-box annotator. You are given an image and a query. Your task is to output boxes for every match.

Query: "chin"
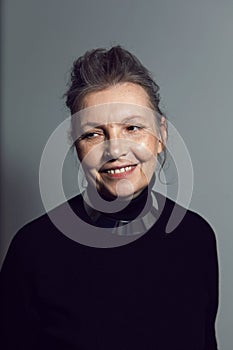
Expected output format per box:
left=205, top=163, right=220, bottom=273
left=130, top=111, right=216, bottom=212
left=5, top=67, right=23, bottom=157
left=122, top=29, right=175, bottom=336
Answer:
left=100, top=191, right=133, bottom=202
left=104, top=185, right=145, bottom=201
left=96, top=186, right=132, bottom=201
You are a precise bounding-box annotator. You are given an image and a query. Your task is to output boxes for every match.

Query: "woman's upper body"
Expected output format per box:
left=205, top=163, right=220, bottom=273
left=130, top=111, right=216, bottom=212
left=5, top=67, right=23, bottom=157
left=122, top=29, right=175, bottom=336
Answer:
left=0, top=189, right=219, bottom=350
left=0, top=46, right=219, bottom=349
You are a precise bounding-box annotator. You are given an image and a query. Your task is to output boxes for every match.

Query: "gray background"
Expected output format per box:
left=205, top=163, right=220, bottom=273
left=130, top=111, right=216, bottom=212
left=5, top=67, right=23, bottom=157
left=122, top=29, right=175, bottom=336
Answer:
left=1, top=0, right=233, bottom=348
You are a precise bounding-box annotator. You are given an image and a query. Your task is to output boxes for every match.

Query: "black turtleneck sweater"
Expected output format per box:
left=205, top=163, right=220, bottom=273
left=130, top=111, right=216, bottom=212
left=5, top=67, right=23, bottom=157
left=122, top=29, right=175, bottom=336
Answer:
left=0, top=191, right=219, bottom=350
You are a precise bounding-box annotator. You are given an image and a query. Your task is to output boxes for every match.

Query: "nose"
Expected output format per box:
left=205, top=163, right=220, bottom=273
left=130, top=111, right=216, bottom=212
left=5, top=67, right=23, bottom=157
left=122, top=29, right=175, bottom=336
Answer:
left=105, top=139, right=128, bottom=159
left=104, top=127, right=128, bottom=159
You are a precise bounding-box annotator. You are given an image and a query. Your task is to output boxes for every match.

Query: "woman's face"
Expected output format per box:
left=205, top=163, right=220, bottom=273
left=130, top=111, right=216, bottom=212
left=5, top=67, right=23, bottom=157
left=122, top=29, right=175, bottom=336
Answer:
left=75, top=83, right=165, bottom=200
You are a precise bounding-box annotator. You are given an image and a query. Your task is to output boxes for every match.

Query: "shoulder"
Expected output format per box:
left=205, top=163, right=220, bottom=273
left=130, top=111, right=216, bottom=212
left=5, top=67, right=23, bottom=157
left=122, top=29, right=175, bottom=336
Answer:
left=155, top=191, right=217, bottom=244
left=6, top=194, right=85, bottom=258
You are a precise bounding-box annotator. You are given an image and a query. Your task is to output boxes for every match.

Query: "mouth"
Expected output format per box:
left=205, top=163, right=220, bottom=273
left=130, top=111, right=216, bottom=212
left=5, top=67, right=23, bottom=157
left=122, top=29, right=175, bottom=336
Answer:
left=100, top=164, right=138, bottom=178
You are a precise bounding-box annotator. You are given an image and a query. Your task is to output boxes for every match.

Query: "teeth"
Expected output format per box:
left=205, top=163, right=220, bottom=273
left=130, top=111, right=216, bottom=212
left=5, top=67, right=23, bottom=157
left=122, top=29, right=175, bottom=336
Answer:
left=107, top=166, right=132, bottom=174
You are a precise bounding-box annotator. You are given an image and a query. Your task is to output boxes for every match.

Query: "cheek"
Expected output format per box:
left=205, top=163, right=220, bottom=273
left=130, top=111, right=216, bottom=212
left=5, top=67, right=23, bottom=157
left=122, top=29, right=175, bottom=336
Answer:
left=132, top=138, right=158, bottom=162
left=77, top=144, right=103, bottom=170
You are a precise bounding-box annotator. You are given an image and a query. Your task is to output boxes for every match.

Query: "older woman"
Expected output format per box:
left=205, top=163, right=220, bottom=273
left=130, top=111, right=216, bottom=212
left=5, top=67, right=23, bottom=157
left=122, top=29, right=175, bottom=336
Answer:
left=0, top=46, right=219, bottom=349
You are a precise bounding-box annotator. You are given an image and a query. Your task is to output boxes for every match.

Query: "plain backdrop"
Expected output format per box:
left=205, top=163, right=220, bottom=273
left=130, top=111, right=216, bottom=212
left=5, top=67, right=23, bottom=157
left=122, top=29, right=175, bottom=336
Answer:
left=1, top=0, right=233, bottom=348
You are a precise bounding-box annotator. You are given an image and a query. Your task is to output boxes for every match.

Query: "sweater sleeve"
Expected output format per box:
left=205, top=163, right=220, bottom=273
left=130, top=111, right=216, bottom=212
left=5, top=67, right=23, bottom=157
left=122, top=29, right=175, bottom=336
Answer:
left=204, top=225, right=219, bottom=350
left=0, top=231, right=40, bottom=350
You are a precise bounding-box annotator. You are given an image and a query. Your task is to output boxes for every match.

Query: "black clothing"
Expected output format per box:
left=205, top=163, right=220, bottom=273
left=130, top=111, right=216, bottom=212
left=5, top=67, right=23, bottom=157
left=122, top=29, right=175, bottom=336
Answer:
left=0, top=192, right=219, bottom=349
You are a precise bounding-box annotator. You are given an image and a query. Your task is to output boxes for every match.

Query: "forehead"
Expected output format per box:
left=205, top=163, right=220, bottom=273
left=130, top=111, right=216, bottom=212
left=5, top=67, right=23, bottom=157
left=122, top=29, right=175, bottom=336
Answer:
left=83, top=82, right=151, bottom=108
left=77, top=103, right=156, bottom=129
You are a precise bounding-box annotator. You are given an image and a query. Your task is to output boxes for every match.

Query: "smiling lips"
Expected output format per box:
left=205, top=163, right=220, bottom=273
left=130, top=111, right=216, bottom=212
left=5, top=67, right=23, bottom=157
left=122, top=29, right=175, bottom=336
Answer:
left=101, top=164, right=137, bottom=178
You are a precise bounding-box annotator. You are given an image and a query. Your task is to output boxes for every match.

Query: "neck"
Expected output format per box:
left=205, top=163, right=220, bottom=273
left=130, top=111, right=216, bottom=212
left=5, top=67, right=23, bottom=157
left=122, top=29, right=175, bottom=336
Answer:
left=85, top=174, right=156, bottom=221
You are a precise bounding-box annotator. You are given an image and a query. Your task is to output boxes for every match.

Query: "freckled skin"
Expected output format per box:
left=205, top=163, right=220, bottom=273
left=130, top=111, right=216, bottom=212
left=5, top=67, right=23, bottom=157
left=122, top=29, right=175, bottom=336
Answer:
left=76, top=83, right=166, bottom=200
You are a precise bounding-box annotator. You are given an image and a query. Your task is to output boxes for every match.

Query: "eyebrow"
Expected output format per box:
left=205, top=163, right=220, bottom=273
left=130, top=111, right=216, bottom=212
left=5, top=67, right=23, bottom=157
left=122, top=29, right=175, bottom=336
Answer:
left=121, top=115, right=147, bottom=122
left=80, top=115, right=147, bottom=129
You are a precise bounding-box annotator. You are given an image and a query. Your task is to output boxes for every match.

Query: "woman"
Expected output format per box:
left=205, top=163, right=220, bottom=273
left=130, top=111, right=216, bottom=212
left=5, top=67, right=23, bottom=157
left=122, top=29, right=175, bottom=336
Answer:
left=0, top=46, right=219, bottom=349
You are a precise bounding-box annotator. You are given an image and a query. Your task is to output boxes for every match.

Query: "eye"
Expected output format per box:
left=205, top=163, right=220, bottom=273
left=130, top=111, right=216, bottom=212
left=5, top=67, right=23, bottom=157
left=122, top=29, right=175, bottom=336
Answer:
left=84, top=132, right=99, bottom=139
left=80, top=130, right=105, bottom=141
left=126, top=125, right=144, bottom=132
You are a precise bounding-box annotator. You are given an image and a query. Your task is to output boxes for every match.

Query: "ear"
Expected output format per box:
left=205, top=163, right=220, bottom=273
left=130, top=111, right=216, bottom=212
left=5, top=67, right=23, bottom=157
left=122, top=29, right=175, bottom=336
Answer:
left=157, top=116, right=167, bottom=154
